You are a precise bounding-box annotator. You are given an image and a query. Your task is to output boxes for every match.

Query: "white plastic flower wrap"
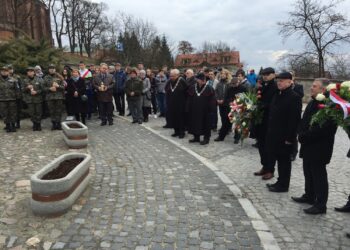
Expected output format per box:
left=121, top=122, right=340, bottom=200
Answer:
left=341, top=81, right=350, bottom=88
left=315, top=93, right=326, bottom=101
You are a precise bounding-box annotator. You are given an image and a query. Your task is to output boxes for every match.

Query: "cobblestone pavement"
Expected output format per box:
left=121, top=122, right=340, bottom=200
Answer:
left=141, top=113, right=350, bottom=250
left=0, top=117, right=264, bottom=250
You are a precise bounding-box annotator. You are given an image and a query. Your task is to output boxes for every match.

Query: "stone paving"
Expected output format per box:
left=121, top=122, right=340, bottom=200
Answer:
left=0, top=117, right=264, bottom=250
left=142, top=113, right=350, bottom=250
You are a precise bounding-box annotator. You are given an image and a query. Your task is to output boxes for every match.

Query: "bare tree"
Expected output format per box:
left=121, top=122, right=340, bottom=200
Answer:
left=6, top=0, right=34, bottom=38
left=200, top=41, right=236, bottom=53
left=278, top=52, right=319, bottom=77
left=178, top=40, right=195, bottom=55
left=330, top=54, right=350, bottom=79
left=278, top=0, right=350, bottom=77
left=63, top=0, right=80, bottom=53
left=50, top=0, right=67, bottom=48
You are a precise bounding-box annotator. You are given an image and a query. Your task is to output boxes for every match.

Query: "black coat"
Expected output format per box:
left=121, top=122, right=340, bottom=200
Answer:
left=298, top=99, right=337, bottom=165
left=255, top=80, right=278, bottom=141
left=165, top=77, right=188, bottom=129
left=66, top=77, right=88, bottom=115
left=293, top=83, right=304, bottom=98
left=187, top=83, right=216, bottom=135
left=224, top=83, right=248, bottom=106
left=266, top=87, right=302, bottom=154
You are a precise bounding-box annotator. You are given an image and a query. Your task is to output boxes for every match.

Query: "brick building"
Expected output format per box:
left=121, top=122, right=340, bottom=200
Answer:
left=0, top=0, right=52, bottom=43
left=174, top=51, right=241, bottom=71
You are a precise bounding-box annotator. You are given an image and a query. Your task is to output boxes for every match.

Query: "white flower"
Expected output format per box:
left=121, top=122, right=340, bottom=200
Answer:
left=242, top=122, right=247, bottom=127
left=341, top=81, right=350, bottom=88
left=326, top=83, right=337, bottom=91
left=315, top=93, right=326, bottom=101
left=246, top=104, right=252, bottom=110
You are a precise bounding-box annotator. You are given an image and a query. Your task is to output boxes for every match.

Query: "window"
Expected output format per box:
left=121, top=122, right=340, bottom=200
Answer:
left=182, top=59, right=191, bottom=65
left=222, top=56, right=231, bottom=63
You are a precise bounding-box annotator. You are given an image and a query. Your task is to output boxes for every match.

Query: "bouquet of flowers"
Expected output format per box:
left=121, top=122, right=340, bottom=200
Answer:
left=311, top=81, right=350, bottom=135
left=228, top=91, right=263, bottom=144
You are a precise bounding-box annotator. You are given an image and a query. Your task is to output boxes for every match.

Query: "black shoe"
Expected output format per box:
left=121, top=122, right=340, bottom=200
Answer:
left=334, top=201, right=350, bottom=213
left=346, top=232, right=350, bottom=239
left=234, top=139, right=240, bottom=144
left=266, top=182, right=277, bottom=188
left=10, top=123, right=16, bottom=132
left=189, top=137, right=200, bottom=143
left=291, top=195, right=314, bottom=205
left=144, top=118, right=148, bottom=122
left=51, top=122, right=56, bottom=131
left=200, top=139, right=210, bottom=145
left=132, top=120, right=137, bottom=124
left=127, top=113, right=131, bottom=116
left=37, top=123, right=42, bottom=131
left=32, top=123, right=37, bottom=131
left=138, top=121, right=142, bottom=124
left=163, top=124, right=171, bottom=128
left=303, top=206, right=326, bottom=215
left=252, top=142, right=259, bottom=148
left=100, top=121, right=107, bottom=126
left=108, top=121, right=113, bottom=126
left=290, top=154, right=296, bottom=162
left=56, top=122, right=62, bottom=130
left=268, top=185, right=288, bottom=193
left=4, top=124, right=9, bottom=130
left=5, top=123, right=11, bottom=133
left=171, top=133, right=179, bottom=137
left=178, top=133, right=185, bottom=139
left=15, top=121, right=20, bottom=129
left=214, top=137, right=224, bottom=142
left=119, top=113, right=125, bottom=116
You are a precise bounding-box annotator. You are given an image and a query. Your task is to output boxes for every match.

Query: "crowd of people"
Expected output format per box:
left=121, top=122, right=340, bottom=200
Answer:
left=0, top=61, right=349, bottom=238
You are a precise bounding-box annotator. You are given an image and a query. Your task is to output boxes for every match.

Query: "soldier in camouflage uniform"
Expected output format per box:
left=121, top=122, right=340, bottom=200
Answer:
left=8, top=64, right=22, bottom=129
left=22, top=67, right=44, bottom=131
left=43, top=64, right=65, bottom=130
left=0, top=65, right=19, bottom=132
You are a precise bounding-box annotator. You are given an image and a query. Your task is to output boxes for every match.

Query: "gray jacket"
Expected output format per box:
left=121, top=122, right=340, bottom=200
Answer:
left=142, top=77, right=152, bottom=107
left=215, top=79, right=229, bottom=101
left=155, top=75, right=167, bottom=94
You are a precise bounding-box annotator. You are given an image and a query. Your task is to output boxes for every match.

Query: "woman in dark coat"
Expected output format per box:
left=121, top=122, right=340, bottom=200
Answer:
left=66, top=68, right=88, bottom=124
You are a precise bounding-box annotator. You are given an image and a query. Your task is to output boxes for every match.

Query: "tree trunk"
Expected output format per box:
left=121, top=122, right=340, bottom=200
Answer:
left=318, top=52, right=325, bottom=77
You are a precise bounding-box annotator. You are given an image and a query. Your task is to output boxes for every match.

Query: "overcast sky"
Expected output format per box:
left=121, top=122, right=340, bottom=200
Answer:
left=99, top=0, right=350, bottom=71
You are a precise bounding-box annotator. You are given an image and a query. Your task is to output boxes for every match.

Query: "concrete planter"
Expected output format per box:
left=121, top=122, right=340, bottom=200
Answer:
left=61, top=121, right=88, bottom=149
left=30, top=153, right=91, bottom=216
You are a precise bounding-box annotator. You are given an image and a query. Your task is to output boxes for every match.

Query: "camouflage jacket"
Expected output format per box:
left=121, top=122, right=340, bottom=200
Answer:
left=22, top=76, right=44, bottom=104
left=0, top=76, right=19, bottom=101
left=11, top=74, right=22, bottom=99
left=43, top=74, right=65, bottom=100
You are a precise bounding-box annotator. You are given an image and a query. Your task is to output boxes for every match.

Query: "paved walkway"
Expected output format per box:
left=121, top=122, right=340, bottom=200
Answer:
left=0, top=117, right=266, bottom=250
left=141, top=114, right=350, bottom=250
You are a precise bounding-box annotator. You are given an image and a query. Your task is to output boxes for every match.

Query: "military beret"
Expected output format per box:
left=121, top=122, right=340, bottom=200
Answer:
left=261, top=67, right=275, bottom=75
left=48, top=64, right=56, bottom=69
left=26, top=67, right=35, bottom=71
left=276, top=72, right=293, bottom=80
left=196, top=73, right=206, bottom=81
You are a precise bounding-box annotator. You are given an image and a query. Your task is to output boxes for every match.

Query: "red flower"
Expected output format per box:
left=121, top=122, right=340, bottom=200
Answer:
left=336, top=83, right=341, bottom=91
left=335, top=104, right=341, bottom=110
left=318, top=104, right=326, bottom=109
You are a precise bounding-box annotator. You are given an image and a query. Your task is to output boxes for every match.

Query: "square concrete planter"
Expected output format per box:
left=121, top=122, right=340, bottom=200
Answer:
left=61, top=121, right=88, bottom=149
left=30, top=153, right=91, bottom=216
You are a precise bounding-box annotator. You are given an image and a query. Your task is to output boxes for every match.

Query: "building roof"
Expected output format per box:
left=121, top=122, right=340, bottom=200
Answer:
left=174, top=51, right=240, bottom=68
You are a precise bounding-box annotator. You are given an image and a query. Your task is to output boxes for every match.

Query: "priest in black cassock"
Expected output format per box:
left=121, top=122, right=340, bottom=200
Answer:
left=186, top=73, right=216, bottom=145
left=165, top=69, right=188, bottom=139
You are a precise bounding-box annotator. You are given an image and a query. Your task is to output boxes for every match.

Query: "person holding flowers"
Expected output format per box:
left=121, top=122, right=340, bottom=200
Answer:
left=253, top=67, right=278, bottom=180
left=291, top=78, right=338, bottom=214
left=265, top=72, right=302, bottom=193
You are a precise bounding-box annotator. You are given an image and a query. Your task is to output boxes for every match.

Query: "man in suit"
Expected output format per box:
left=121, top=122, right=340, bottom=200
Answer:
left=291, top=78, right=337, bottom=214
left=265, top=72, right=302, bottom=192
left=93, top=63, right=115, bottom=126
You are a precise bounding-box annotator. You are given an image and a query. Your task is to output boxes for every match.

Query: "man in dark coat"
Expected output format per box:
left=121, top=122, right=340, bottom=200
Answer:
left=292, top=78, right=337, bottom=214
left=165, top=69, right=188, bottom=138
left=66, top=68, right=88, bottom=124
left=265, top=72, right=302, bottom=192
left=334, top=131, right=350, bottom=213
left=93, top=63, right=115, bottom=126
left=291, top=72, right=305, bottom=161
left=187, top=73, right=216, bottom=145
left=254, top=67, right=278, bottom=180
